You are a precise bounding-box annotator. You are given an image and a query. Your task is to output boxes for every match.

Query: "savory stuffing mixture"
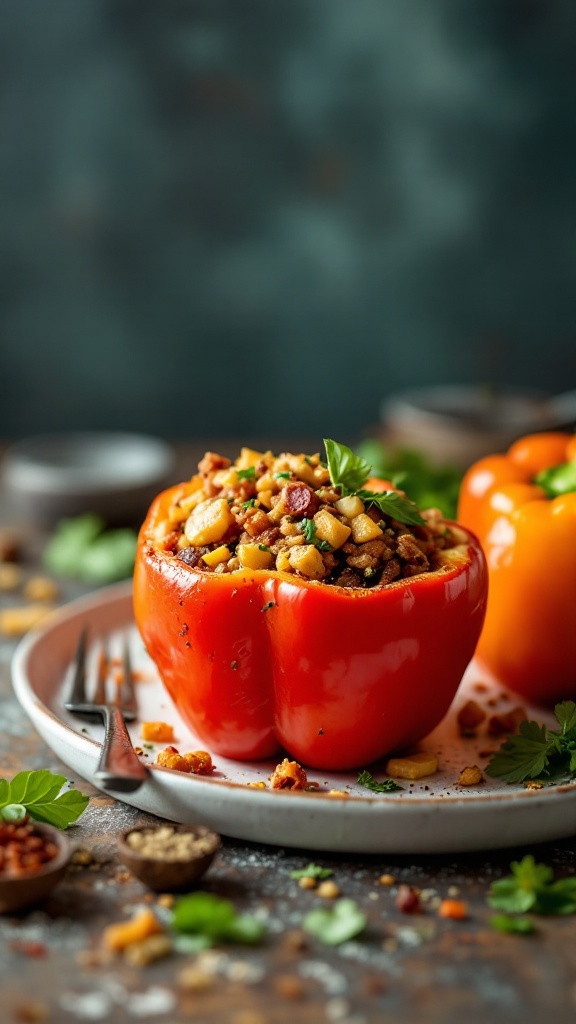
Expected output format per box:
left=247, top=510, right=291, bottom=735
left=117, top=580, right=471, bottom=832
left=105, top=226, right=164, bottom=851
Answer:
left=154, top=447, right=459, bottom=589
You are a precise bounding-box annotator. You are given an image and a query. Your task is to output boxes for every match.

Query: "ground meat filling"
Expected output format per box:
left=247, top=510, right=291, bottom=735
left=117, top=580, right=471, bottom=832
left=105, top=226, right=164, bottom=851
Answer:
left=157, top=448, right=458, bottom=588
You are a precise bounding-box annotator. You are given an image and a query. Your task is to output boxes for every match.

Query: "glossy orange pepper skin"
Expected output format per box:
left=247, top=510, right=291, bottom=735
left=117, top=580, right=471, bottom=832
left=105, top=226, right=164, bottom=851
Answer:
left=458, top=432, right=576, bottom=705
left=134, top=483, right=487, bottom=771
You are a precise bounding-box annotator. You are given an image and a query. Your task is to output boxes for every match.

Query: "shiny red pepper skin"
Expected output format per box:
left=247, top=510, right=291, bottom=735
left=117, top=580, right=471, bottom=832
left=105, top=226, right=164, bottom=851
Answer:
left=134, top=485, right=488, bottom=771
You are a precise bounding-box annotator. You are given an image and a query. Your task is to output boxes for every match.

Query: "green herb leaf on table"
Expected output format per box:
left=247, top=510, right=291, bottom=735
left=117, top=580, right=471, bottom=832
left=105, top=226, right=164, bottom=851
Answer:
left=357, top=770, right=403, bottom=793
left=290, top=863, right=334, bottom=880
left=303, top=898, right=367, bottom=946
left=490, top=914, right=536, bottom=935
left=171, top=892, right=266, bottom=946
left=0, top=770, right=89, bottom=828
left=486, top=701, right=576, bottom=784
left=488, top=855, right=576, bottom=917
left=43, top=513, right=137, bottom=584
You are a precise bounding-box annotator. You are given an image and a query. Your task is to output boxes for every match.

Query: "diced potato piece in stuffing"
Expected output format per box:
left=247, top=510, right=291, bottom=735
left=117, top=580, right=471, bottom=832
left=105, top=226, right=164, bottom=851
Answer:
left=313, top=509, right=351, bottom=550
left=237, top=544, right=274, bottom=570
left=276, top=550, right=292, bottom=572
left=255, top=472, right=275, bottom=493
left=235, top=447, right=263, bottom=470
left=351, top=513, right=384, bottom=544
left=386, top=752, right=438, bottom=779
left=257, top=489, right=274, bottom=509
left=202, top=545, right=231, bottom=567
left=335, top=495, right=365, bottom=519
left=288, top=544, right=325, bottom=579
left=212, top=468, right=239, bottom=489
left=185, top=498, right=235, bottom=546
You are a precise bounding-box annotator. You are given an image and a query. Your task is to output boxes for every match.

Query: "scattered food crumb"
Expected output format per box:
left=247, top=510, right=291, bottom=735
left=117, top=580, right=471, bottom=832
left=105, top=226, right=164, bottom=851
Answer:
left=457, top=766, right=484, bottom=786
left=317, top=879, right=341, bottom=899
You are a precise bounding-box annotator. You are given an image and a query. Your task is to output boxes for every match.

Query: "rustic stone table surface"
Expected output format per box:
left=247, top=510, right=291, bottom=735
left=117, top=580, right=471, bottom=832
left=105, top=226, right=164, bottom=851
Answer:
left=1, top=439, right=576, bottom=1024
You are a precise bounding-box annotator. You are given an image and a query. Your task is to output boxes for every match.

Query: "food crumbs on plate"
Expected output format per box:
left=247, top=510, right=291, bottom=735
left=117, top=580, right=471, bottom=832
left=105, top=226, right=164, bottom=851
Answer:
left=246, top=781, right=267, bottom=789
left=141, top=721, right=174, bottom=743
left=270, top=758, right=308, bottom=790
left=316, top=879, right=341, bottom=899
left=102, top=909, right=163, bottom=952
left=524, top=779, right=544, bottom=790
left=487, top=707, right=527, bottom=736
left=386, top=752, right=438, bottom=780
left=438, top=898, right=468, bottom=920
left=457, top=765, right=484, bottom=786
left=155, top=746, right=214, bottom=774
left=379, top=873, right=396, bottom=886
left=327, top=789, right=350, bottom=798
left=456, top=699, right=487, bottom=736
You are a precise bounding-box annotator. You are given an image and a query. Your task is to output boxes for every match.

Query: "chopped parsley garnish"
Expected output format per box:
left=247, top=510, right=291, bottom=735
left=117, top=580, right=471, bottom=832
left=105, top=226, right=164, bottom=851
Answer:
left=489, top=914, right=536, bottom=935
left=486, top=700, right=576, bottom=784
left=237, top=467, right=256, bottom=482
left=241, top=499, right=256, bottom=508
left=300, top=518, right=332, bottom=551
left=274, top=471, right=291, bottom=480
left=258, top=544, right=270, bottom=552
left=323, top=439, right=425, bottom=526
left=357, top=769, right=403, bottom=793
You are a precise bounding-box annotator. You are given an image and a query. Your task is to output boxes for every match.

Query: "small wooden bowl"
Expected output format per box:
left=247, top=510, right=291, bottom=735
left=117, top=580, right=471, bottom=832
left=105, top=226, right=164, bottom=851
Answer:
left=0, top=823, right=73, bottom=914
left=117, top=824, right=221, bottom=892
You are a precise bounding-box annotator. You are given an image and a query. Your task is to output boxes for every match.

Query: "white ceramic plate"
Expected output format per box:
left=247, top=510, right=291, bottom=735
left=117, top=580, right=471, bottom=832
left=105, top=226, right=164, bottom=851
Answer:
left=12, top=582, right=576, bottom=854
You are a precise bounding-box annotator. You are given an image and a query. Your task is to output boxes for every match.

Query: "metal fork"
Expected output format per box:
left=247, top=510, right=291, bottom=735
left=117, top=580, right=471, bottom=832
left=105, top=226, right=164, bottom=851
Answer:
left=65, top=628, right=149, bottom=793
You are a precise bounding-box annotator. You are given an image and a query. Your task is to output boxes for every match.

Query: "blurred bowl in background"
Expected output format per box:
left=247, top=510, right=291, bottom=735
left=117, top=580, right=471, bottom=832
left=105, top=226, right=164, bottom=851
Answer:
left=2, top=432, right=176, bottom=527
left=381, top=386, right=576, bottom=468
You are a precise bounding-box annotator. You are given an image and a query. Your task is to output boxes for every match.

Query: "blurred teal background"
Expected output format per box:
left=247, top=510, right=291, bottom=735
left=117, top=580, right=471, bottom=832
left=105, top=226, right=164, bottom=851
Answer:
left=1, top=0, right=575, bottom=442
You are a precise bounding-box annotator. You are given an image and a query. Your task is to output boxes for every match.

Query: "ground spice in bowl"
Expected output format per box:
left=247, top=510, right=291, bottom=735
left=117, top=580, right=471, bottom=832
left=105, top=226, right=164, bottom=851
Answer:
left=117, top=824, right=220, bottom=892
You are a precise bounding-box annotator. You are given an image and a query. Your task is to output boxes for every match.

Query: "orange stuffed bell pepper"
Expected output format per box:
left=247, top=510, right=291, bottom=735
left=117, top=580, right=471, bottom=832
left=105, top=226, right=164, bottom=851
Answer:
left=458, top=432, right=576, bottom=705
left=134, top=440, right=487, bottom=771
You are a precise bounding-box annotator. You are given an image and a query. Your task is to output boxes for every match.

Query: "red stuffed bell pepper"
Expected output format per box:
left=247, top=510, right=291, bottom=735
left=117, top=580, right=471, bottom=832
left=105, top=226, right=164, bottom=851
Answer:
left=458, top=431, right=576, bottom=705
left=134, top=441, right=487, bottom=771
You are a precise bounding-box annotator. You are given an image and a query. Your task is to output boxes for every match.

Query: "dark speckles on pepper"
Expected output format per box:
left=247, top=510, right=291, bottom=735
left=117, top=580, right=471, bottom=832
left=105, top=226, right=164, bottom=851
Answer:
left=179, top=624, right=189, bottom=636
left=318, top=728, right=324, bottom=736
left=261, top=601, right=276, bottom=613
left=231, top=660, right=239, bottom=671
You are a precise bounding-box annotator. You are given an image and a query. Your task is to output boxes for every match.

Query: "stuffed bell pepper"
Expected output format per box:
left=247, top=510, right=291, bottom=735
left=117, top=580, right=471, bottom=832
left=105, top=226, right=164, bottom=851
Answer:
left=134, top=440, right=487, bottom=770
left=458, top=431, right=576, bottom=705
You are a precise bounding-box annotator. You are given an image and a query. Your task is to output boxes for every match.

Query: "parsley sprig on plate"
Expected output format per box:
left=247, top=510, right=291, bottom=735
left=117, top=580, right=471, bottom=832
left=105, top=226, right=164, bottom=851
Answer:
left=324, top=439, right=425, bottom=526
left=486, top=701, right=576, bottom=784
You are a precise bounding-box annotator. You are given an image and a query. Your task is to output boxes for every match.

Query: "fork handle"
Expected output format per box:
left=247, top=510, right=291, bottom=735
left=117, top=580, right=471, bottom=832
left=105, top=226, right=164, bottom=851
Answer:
left=94, top=706, right=149, bottom=792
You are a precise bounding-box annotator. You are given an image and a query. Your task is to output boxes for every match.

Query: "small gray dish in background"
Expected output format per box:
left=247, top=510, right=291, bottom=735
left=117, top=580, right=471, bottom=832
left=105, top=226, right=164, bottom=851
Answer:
left=2, top=432, right=176, bottom=527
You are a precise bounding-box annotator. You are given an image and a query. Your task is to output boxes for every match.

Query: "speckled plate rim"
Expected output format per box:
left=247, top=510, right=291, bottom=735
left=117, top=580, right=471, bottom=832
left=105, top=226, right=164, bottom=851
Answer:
left=11, top=581, right=576, bottom=854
